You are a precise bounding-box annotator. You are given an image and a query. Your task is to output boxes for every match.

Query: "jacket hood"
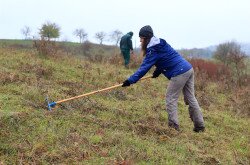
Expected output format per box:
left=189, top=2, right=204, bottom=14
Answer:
left=147, top=36, right=167, bottom=49
left=147, top=37, right=168, bottom=52
left=127, top=31, right=133, bottom=36
left=147, top=36, right=160, bottom=48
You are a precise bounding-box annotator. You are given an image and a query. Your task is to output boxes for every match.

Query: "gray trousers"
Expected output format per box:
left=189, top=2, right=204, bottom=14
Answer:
left=166, top=68, right=204, bottom=128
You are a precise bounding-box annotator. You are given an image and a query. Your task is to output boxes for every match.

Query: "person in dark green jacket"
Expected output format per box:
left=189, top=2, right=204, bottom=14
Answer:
left=119, top=32, right=134, bottom=68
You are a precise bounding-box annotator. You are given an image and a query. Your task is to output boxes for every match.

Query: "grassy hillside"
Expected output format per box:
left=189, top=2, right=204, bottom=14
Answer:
left=0, top=39, right=79, bottom=47
left=0, top=44, right=249, bottom=164
left=0, top=39, right=118, bottom=56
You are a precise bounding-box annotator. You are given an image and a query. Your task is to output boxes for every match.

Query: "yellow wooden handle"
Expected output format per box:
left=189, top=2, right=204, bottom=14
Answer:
left=56, top=75, right=152, bottom=104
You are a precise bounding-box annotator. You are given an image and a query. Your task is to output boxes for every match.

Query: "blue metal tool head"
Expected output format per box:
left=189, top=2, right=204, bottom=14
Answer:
left=46, top=96, right=56, bottom=111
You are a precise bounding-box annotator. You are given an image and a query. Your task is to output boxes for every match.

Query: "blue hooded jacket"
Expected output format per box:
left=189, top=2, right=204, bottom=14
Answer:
left=128, top=37, right=192, bottom=84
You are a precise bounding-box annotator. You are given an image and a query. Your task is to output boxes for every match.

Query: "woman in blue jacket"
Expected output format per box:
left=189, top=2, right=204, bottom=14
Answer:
left=122, top=25, right=205, bottom=132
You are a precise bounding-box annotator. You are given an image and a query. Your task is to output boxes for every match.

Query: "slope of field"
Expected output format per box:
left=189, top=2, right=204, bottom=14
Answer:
left=0, top=45, right=249, bottom=164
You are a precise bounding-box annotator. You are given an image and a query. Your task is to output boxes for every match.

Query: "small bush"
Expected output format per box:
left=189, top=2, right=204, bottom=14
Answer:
left=189, top=58, right=231, bottom=81
left=33, top=38, right=58, bottom=56
left=81, top=41, right=92, bottom=56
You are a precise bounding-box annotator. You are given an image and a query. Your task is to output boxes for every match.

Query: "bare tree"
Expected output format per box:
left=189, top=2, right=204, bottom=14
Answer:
left=110, top=29, right=123, bottom=46
left=213, top=41, right=247, bottom=86
left=213, top=41, right=245, bottom=65
left=21, top=26, right=31, bottom=39
left=95, top=31, right=106, bottom=45
left=73, top=28, right=88, bottom=43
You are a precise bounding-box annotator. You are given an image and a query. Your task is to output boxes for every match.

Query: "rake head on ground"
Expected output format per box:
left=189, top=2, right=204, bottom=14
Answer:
left=46, top=96, right=56, bottom=111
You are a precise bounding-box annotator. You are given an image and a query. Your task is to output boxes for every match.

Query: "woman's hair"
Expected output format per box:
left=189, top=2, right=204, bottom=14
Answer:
left=139, top=25, right=154, bottom=56
left=141, top=37, right=151, bottom=56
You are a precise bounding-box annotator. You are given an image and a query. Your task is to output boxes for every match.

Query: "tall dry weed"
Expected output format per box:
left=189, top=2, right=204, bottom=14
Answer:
left=33, top=38, right=58, bottom=56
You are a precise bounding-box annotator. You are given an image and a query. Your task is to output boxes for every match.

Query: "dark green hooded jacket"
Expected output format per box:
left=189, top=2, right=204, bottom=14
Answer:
left=120, top=32, right=133, bottom=50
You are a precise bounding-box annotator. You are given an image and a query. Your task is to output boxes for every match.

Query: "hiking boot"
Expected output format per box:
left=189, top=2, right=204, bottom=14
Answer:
left=168, top=123, right=180, bottom=131
left=193, top=126, right=205, bottom=133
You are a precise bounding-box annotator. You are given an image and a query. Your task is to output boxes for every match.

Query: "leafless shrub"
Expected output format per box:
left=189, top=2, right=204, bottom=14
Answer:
left=213, top=41, right=248, bottom=87
left=81, top=41, right=92, bottom=56
left=33, top=37, right=58, bottom=56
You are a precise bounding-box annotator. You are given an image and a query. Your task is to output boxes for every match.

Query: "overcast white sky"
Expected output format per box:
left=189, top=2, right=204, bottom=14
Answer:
left=0, top=0, right=249, bottom=49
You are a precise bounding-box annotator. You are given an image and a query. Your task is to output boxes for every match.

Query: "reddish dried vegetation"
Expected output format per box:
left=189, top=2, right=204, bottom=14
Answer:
left=189, top=58, right=231, bottom=81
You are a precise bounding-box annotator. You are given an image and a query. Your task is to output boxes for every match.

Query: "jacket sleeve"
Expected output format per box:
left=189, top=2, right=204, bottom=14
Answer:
left=128, top=38, right=133, bottom=50
left=128, top=51, right=158, bottom=84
